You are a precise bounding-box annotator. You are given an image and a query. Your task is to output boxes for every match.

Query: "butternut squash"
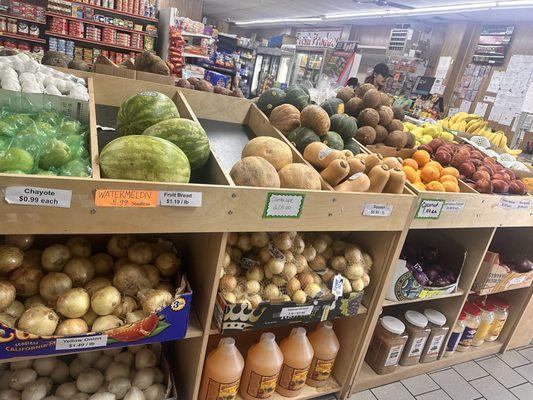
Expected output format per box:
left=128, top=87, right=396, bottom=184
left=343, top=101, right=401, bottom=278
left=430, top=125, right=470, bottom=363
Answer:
left=381, top=157, right=402, bottom=170
left=346, top=157, right=366, bottom=175
left=367, top=164, right=390, bottom=193
left=383, top=168, right=406, bottom=194
left=342, top=150, right=354, bottom=159
left=320, top=159, right=350, bottom=186
left=334, top=172, right=371, bottom=192
left=303, top=142, right=342, bottom=169
left=364, top=153, right=382, bottom=173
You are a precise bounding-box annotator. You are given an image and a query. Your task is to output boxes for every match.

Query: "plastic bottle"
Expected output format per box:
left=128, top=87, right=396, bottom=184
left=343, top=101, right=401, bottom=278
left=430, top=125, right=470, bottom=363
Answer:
left=240, top=332, right=284, bottom=400
left=276, top=327, right=314, bottom=397
left=306, top=322, right=340, bottom=387
left=199, top=337, right=245, bottom=400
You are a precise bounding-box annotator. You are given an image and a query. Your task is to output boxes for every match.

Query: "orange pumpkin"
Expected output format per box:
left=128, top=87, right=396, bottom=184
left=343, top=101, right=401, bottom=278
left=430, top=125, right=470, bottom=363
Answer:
left=269, top=104, right=301, bottom=134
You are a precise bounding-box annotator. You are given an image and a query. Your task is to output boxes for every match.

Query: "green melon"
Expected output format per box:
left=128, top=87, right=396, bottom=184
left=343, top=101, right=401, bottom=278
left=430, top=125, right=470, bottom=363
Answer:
left=321, top=98, right=344, bottom=116
left=286, top=85, right=310, bottom=111
left=323, top=131, right=344, bottom=150
left=0, top=148, right=34, bottom=173
left=143, top=118, right=210, bottom=170
left=99, top=135, right=190, bottom=183
left=257, top=88, right=286, bottom=116
left=343, top=138, right=361, bottom=155
left=330, top=114, right=358, bottom=140
left=287, top=127, right=320, bottom=153
left=117, top=92, right=180, bottom=136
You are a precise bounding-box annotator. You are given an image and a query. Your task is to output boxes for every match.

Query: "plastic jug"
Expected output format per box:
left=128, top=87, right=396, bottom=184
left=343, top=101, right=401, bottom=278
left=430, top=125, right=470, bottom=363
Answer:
left=306, top=321, right=340, bottom=387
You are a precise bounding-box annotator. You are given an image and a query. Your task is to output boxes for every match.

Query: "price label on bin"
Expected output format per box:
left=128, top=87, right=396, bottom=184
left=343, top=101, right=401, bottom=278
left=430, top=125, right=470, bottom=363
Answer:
left=159, top=191, right=202, bottom=207
left=415, top=199, right=445, bottom=219
left=95, top=189, right=158, bottom=208
left=363, top=203, right=393, bottom=217
left=56, top=335, right=107, bottom=351
left=263, top=193, right=305, bottom=218
left=5, top=186, right=72, bottom=208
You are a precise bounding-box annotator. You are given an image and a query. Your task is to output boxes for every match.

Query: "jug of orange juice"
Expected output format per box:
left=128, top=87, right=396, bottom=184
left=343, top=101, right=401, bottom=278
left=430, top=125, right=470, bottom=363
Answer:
left=306, top=321, right=340, bottom=387
left=276, top=327, right=314, bottom=397
left=199, top=337, right=244, bottom=400
left=240, top=332, right=284, bottom=399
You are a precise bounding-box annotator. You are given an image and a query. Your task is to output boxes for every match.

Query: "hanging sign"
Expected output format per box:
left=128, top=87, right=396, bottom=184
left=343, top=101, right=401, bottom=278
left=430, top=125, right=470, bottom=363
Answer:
left=296, top=30, right=342, bottom=48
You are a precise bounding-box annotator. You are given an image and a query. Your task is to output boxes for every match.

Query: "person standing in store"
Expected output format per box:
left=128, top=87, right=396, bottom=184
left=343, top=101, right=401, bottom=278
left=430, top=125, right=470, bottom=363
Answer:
left=364, top=63, right=391, bottom=91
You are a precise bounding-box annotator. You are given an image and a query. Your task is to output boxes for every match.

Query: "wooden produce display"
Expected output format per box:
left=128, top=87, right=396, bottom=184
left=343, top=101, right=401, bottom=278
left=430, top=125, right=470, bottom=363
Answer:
left=0, top=72, right=531, bottom=400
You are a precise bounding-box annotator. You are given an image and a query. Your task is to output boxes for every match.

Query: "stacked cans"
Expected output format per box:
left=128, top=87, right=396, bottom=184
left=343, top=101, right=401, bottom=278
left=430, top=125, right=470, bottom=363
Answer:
left=49, top=16, right=68, bottom=35
left=68, top=21, right=84, bottom=38
left=102, top=27, right=116, bottom=43
left=85, top=25, right=102, bottom=41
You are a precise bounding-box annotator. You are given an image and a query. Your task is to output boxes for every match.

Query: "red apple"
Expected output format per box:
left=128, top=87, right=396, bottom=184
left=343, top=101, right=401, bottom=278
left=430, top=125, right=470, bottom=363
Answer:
left=503, top=169, right=516, bottom=180
left=434, top=151, right=452, bottom=166
left=475, top=178, right=493, bottom=194
left=470, top=150, right=484, bottom=160
left=429, top=138, right=445, bottom=152
left=492, top=173, right=510, bottom=183
left=492, top=179, right=509, bottom=193
left=451, top=152, right=469, bottom=168
left=473, top=170, right=491, bottom=182
left=483, top=156, right=496, bottom=164
left=417, top=144, right=433, bottom=154
left=471, top=159, right=482, bottom=168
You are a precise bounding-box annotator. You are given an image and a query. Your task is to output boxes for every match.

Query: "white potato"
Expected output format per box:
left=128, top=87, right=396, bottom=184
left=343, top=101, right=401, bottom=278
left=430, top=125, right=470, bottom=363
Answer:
left=76, top=369, right=104, bottom=394
left=77, top=351, right=101, bottom=365
left=0, top=389, right=21, bottom=400
left=113, top=352, right=133, bottom=367
left=21, top=380, right=47, bottom=400
left=87, top=394, right=116, bottom=400
left=9, top=360, right=31, bottom=370
left=33, top=358, right=58, bottom=377
left=134, top=349, right=156, bottom=370
left=34, top=378, right=52, bottom=395
left=9, top=369, right=37, bottom=391
left=93, top=355, right=113, bottom=373
left=107, top=378, right=130, bottom=400
left=105, top=362, right=129, bottom=382
left=49, top=361, right=69, bottom=384
left=55, top=382, right=78, bottom=399
left=143, top=384, right=164, bottom=400
left=123, top=387, right=144, bottom=400
left=69, top=359, right=90, bottom=379
left=131, top=369, right=155, bottom=391
left=71, top=394, right=89, bottom=400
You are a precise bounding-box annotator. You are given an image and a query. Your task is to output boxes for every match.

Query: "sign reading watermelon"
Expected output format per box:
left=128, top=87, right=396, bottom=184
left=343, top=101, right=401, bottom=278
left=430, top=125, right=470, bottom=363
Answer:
left=95, top=189, right=158, bottom=208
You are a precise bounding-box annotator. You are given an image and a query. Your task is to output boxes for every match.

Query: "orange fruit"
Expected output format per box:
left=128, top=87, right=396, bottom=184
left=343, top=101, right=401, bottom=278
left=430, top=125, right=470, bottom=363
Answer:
left=442, top=181, right=460, bottom=192
left=442, top=167, right=459, bottom=178
left=412, top=182, right=426, bottom=191
left=403, top=166, right=419, bottom=183
left=426, top=161, right=444, bottom=174
left=426, top=181, right=446, bottom=192
left=403, top=158, right=419, bottom=170
left=440, top=175, right=458, bottom=185
left=420, top=165, right=440, bottom=183
left=412, top=150, right=431, bottom=168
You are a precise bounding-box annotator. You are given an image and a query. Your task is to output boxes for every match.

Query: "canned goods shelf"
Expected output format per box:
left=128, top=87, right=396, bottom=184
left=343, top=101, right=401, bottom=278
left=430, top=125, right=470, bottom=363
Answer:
left=46, top=30, right=146, bottom=52
left=71, top=1, right=158, bottom=22
left=0, top=31, right=46, bottom=43
left=0, top=12, right=46, bottom=24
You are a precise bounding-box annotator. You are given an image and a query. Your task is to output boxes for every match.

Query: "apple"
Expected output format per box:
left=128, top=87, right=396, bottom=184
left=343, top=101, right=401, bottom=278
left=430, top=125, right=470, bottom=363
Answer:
left=417, top=144, right=433, bottom=154
left=475, top=178, right=493, bottom=194
left=428, top=138, right=445, bottom=152
left=509, top=180, right=527, bottom=195
left=473, top=170, right=491, bottom=182
left=459, top=161, right=476, bottom=178
left=434, top=151, right=452, bottom=166
left=451, top=152, right=469, bottom=168
left=471, top=159, right=482, bottom=168
left=503, top=169, right=516, bottom=180
left=492, top=179, right=509, bottom=193
left=492, top=173, right=510, bottom=183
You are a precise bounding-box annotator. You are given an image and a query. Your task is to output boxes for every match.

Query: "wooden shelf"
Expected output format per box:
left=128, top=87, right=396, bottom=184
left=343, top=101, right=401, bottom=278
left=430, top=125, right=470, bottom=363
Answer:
left=0, top=31, right=46, bottom=43
left=185, top=311, right=203, bottom=339
left=45, top=12, right=157, bottom=36
left=353, top=341, right=503, bottom=393
left=0, top=12, right=46, bottom=24
left=382, top=289, right=465, bottom=307
left=237, top=377, right=340, bottom=400
left=46, top=31, right=146, bottom=53
left=71, top=1, right=158, bottom=22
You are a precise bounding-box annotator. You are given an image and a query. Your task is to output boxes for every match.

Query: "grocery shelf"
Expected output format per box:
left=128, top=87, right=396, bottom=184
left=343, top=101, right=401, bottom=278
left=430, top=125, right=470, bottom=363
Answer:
left=382, top=289, right=465, bottom=307
left=46, top=31, right=146, bottom=53
left=0, top=12, right=46, bottom=24
left=0, top=31, right=46, bottom=43
left=182, top=31, right=211, bottom=39
left=186, top=311, right=204, bottom=339
left=237, top=377, right=341, bottom=400
left=352, top=341, right=503, bottom=393
left=45, top=11, right=157, bottom=36
left=71, top=1, right=158, bottom=22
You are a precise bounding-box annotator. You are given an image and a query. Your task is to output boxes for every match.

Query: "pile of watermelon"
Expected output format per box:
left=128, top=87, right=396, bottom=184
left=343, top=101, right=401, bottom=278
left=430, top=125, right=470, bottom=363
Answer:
left=99, top=91, right=210, bottom=183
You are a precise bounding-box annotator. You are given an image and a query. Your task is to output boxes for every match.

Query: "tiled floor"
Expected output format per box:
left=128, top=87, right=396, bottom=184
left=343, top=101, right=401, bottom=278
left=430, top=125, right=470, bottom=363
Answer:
left=349, top=344, right=533, bottom=400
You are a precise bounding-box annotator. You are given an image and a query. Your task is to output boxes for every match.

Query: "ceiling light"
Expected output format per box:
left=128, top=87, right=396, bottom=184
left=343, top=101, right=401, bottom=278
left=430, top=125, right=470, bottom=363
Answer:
left=234, top=17, right=321, bottom=26
left=497, top=0, right=533, bottom=5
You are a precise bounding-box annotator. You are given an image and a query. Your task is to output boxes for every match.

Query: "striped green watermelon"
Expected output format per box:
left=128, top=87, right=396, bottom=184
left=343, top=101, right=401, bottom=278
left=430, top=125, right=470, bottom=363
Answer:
left=142, top=118, right=210, bottom=170
left=99, top=135, right=190, bottom=183
left=117, top=92, right=180, bottom=136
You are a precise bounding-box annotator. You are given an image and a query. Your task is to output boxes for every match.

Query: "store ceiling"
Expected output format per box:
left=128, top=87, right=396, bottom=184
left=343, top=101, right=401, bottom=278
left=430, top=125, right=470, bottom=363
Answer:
left=203, top=0, right=533, bottom=26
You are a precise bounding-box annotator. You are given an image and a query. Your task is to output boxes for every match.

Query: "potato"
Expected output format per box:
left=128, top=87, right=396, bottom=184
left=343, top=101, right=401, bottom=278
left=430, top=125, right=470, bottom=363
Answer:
left=0, top=389, right=21, bottom=400
left=140, top=265, right=159, bottom=288
left=92, top=315, right=123, bottom=332
left=10, top=267, right=43, bottom=297
left=10, top=360, right=31, bottom=370
left=41, top=245, right=71, bottom=272
left=57, top=288, right=90, bottom=318
left=154, top=253, right=180, bottom=278
left=42, top=396, right=61, bottom=400
left=132, top=369, right=154, bottom=390
left=84, top=278, right=112, bottom=296
left=55, top=382, right=78, bottom=399
left=0, top=281, right=16, bottom=311
left=35, top=377, right=52, bottom=395
left=103, top=348, right=122, bottom=356
left=72, top=395, right=90, bottom=400
left=134, top=348, right=156, bottom=369
left=18, top=306, right=59, bottom=335
left=127, top=243, right=153, bottom=265
left=87, top=394, right=115, bottom=400
left=82, top=309, right=98, bottom=327
left=107, top=378, right=130, bottom=400
left=77, top=369, right=104, bottom=394
left=112, top=297, right=137, bottom=318
left=55, top=318, right=88, bottom=336
left=0, top=245, right=24, bottom=274
left=112, top=265, right=151, bottom=296
left=49, top=361, right=69, bottom=384
left=94, top=355, right=113, bottom=373
left=154, top=282, right=173, bottom=294
left=123, top=388, right=143, bottom=400
left=107, top=235, right=135, bottom=259
left=78, top=350, right=101, bottom=365
left=90, top=254, right=114, bottom=278
left=4, top=300, right=24, bottom=319
left=91, top=287, right=121, bottom=316
left=64, top=259, right=95, bottom=287
left=33, top=358, right=58, bottom=376
left=66, top=237, right=92, bottom=258
left=143, top=384, right=164, bottom=400
left=151, top=369, right=163, bottom=384
left=69, top=358, right=89, bottom=379
left=0, top=313, right=15, bottom=328
left=113, top=259, right=129, bottom=272
left=24, top=295, right=45, bottom=309
left=9, top=369, right=37, bottom=391
left=21, top=380, right=47, bottom=400
left=39, top=273, right=72, bottom=301
left=22, top=249, right=42, bottom=269
left=0, top=373, right=10, bottom=390
left=5, top=235, right=34, bottom=251
left=125, top=311, right=148, bottom=324
left=113, top=352, right=133, bottom=367
left=105, top=362, right=129, bottom=382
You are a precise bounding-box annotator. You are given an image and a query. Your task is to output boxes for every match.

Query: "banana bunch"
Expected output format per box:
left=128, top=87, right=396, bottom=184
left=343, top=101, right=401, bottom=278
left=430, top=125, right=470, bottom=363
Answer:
left=439, top=112, right=483, bottom=131
left=486, top=130, right=522, bottom=155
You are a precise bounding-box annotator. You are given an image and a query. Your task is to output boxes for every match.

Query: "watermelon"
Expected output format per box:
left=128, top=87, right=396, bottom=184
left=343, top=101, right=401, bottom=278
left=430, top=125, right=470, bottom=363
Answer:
left=99, top=135, right=190, bottom=183
left=330, top=114, right=357, bottom=139
left=287, top=127, right=320, bottom=153
left=323, top=131, right=344, bottom=150
left=286, top=85, right=310, bottom=111
left=117, top=92, right=180, bottom=136
left=143, top=118, right=210, bottom=170
left=257, top=88, right=286, bottom=116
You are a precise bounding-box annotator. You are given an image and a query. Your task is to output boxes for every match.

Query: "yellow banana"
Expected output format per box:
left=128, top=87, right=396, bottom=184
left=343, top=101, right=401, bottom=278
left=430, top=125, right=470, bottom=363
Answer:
left=499, top=132, right=507, bottom=148
left=459, top=120, right=467, bottom=131
left=467, top=121, right=481, bottom=133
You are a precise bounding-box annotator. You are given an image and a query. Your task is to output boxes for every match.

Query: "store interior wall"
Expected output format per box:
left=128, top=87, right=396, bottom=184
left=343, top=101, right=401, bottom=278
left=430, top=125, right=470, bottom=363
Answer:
left=161, top=0, right=203, bottom=20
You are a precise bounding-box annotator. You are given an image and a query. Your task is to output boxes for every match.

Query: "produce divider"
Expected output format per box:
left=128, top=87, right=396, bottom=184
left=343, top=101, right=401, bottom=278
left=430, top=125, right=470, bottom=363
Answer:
left=0, top=70, right=530, bottom=400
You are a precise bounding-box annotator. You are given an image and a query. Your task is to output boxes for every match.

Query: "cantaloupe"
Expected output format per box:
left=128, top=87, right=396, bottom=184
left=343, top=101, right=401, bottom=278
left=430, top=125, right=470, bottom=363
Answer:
left=358, top=109, right=380, bottom=128
left=278, top=163, right=322, bottom=190
left=356, top=83, right=376, bottom=98
left=377, top=106, right=394, bottom=126
left=362, top=89, right=382, bottom=109
left=230, top=156, right=281, bottom=188
left=301, top=105, right=330, bottom=136
left=355, top=126, right=376, bottom=145
left=242, top=137, right=293, bottom=171
left=346, top=97, right=364, bottom=117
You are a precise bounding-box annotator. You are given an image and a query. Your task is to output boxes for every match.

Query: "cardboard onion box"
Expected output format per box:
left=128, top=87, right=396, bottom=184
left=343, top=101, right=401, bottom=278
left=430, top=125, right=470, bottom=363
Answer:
left=386, top=231, right=467, bottom=302
left=214, top=290, right=364, bottom=334
left=473, top=251, right=533, bottom=295
left=0, top=277, right=192, bottom=361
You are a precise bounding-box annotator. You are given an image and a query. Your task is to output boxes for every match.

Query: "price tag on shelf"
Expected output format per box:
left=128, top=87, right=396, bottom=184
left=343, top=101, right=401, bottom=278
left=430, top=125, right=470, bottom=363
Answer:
left=95, top=189, right=158, bottom=208
left=499, top=197, right=531, bottom=210
left=56, top=335, right=107, bottom=351
left=443, top=201, right=465, bottom=213
left=4, top=186, right=72, bottom=208
left=415, top=199, right=445, bottom=219
left=362, top=203, right=393, bottom=217
left=263, top=193, right=305, bottom=218
left=159, top=191, right=202, bottom=207
left=279, top=306, right=314, bottom=319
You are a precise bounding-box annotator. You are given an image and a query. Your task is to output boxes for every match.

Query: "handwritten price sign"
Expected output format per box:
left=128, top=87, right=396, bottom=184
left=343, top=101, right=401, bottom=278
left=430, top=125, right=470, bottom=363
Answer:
left=95, top=190, right=158, bottom=208
left=263, top=193, right=305, bottom=218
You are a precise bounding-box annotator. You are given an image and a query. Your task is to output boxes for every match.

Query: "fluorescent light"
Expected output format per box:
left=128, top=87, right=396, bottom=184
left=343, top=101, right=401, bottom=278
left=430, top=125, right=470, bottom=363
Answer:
left=497, top=0, right=533, bottom=5
left=235, top=17, right=321, bottom=26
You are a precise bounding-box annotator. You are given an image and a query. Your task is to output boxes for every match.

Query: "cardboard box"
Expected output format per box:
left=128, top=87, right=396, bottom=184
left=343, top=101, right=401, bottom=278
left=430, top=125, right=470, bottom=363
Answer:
left=473, top=251, right=533, bottom=295
left=136, top=70, right=175, bottom=86
left=0, top=277, right=192, bottom=361
left=214, top=291, right=364, bottom=334
left=386, top=231, right=466, bottom=301
left=94, top=63, right=136, bottom=79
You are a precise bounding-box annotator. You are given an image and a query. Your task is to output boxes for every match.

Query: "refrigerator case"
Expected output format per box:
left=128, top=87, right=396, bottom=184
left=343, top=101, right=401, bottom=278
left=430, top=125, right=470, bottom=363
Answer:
left=291, top=49, right=326, bottom=86
left=251, top=47, right=294, bottom=96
